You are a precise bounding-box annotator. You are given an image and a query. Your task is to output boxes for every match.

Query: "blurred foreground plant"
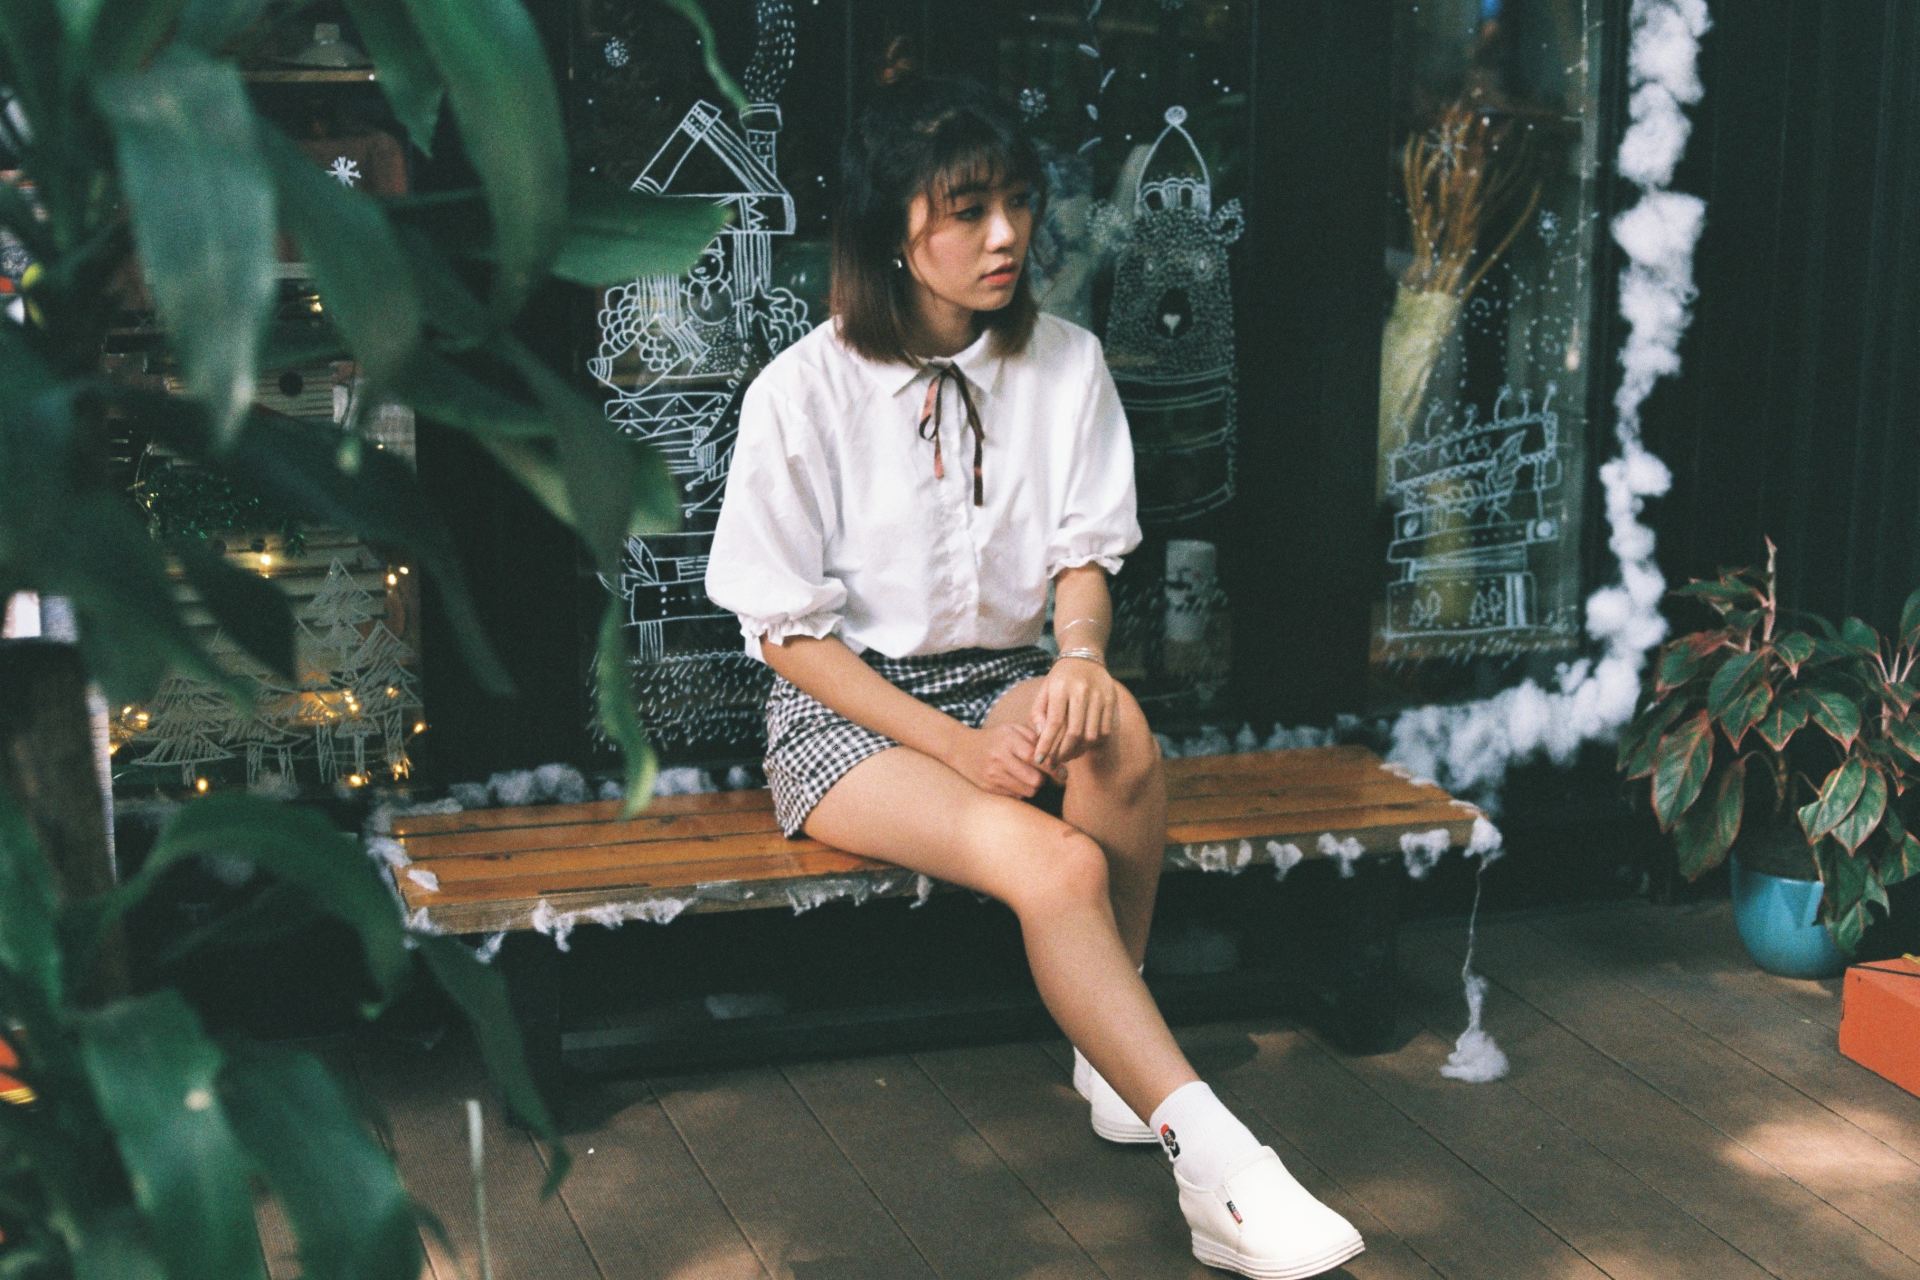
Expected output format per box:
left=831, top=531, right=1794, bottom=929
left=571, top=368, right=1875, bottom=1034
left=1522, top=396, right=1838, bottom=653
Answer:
left=0, top=0, right=741, bottom=1274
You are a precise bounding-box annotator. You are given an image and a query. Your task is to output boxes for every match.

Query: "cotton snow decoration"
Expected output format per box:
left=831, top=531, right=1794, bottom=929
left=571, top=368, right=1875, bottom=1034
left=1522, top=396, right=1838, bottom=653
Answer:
left=1316, top=833, right=1366, bottom=880
left=1391, top=0, right=1709, bottom=1082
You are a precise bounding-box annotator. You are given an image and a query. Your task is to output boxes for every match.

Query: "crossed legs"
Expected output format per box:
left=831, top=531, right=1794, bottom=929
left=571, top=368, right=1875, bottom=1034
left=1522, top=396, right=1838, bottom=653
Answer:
left=802, top=678, right=1193, bottom=1122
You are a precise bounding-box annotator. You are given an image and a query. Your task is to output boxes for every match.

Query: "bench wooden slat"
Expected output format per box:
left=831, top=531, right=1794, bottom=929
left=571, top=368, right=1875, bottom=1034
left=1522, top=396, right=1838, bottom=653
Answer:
left=396, top=775, right=1464, bottom=863
left=389, top=746, right=1403, bottom=839
left=393, top=747, right=1485, bottom=933
left=402, top=796, right=1474, bottom=900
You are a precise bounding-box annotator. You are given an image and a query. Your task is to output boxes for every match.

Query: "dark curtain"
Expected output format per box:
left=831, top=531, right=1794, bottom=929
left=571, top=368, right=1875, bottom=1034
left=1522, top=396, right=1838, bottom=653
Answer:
left=1643, top=0, right=1920, bottom=631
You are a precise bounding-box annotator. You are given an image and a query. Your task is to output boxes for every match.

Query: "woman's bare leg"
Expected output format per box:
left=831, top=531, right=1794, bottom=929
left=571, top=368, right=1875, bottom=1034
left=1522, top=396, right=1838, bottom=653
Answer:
left=804, top=746, right=1197, bottom=1121
left=983, top=678, right=1168, bottom=967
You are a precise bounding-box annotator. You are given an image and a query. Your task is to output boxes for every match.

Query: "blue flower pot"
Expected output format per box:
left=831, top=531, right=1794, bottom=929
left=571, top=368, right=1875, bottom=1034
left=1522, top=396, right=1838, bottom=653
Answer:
left=1730, top=855, right=1849, bottom=978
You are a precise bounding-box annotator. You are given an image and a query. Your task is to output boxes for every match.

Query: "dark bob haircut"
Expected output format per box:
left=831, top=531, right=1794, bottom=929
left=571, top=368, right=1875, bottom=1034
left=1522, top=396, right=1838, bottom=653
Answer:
left=831, top=74, right=1047, bottom=365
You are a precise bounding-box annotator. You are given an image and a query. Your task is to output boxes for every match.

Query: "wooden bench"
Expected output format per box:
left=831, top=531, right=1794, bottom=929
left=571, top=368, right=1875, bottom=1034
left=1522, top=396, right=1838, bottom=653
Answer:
left=391, top=745, right=1484, bottom=1083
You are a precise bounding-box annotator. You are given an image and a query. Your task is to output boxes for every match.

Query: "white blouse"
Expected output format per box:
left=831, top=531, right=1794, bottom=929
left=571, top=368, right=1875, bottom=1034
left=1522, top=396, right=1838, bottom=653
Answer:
left=705, top=312, right=1141, bottom=662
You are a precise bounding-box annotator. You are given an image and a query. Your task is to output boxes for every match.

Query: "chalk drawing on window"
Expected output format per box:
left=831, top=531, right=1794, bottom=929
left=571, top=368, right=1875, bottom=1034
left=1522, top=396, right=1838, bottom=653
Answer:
left=1381, top=384, right=1565, bottom=642
left=1100, top=107, right=1242, bottom=524
left=588, top=0, right=801, bottom=753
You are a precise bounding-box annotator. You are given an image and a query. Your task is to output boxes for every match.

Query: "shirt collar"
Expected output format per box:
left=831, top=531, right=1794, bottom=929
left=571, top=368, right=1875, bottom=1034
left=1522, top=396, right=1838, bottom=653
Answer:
left=855, top=323, right=1007, bottom=399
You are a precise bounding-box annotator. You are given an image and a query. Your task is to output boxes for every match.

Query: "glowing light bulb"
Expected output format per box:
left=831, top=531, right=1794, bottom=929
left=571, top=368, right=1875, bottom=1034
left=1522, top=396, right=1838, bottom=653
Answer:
left=194, top=778, right=210, bottom=794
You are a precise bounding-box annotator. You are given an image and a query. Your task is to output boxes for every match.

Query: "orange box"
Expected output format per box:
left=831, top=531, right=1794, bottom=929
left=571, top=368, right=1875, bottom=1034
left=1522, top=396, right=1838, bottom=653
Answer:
left=1839, top=956, right=1920, bottom=1096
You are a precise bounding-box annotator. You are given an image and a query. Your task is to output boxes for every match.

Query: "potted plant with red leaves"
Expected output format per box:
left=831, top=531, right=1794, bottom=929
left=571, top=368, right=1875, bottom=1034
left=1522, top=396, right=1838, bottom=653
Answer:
left=1618, top=539, right=1920, bottom=974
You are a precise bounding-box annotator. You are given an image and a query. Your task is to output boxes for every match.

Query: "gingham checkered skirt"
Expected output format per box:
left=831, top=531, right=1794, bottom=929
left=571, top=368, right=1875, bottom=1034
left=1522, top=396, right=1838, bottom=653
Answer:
left=764, top=645, right=1054, bottom=836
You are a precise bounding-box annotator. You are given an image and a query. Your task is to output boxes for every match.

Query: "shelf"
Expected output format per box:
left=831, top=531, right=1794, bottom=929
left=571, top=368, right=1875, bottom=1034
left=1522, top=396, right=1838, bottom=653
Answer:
left=243, top=69, right=378, bottom=84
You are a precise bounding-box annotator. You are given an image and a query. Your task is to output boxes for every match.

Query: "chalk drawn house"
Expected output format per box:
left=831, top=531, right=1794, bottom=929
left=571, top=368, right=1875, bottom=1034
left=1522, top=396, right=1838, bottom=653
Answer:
left=588, top=1, right=806, bottom=749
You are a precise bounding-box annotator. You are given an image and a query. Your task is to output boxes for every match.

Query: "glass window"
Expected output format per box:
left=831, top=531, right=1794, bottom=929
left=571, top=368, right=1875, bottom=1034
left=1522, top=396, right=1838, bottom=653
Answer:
left=574, top=0, right=1254, bottom=758
left=1371, top=0, right=1603, bottom=709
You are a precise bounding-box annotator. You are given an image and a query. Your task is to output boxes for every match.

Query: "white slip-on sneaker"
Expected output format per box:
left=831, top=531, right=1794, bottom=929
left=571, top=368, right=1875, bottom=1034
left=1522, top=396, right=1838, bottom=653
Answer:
left=1071, top=1049, right=1157, bottom=1144
left=1175, top=1146, right=1365, bottom=1279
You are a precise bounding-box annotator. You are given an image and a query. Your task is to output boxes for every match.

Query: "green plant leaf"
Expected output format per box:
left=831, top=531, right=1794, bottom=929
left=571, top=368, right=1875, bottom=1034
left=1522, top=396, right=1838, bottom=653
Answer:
left=1831, top=764, right=1889, bottom=854
left=75, top=992, right=266, bottom=1280
left=389, top=348, right=557, bottom=439
left=1841, top=616, right=1880, bottom=654
left=1755, top=690, right=1814, bottom=752
left=1655, top=637, right=1714, bottom=694
left=1619, top=697, right=1687, bottom=780
left=1774, top=630, right=1815, bottom=675
left=70, top=0, right=186, bottom=71
left=176, top=0, right=271, bottom=51
left=339, top=0, right=444, bottom=155
left=94, top=48, right=276, bottom=447
left=1817, top=842, right=1874, bottom=956
left=258, top=122, right=425, bottom=395
left=1881, top=680, right=1917, bottom=716
left=1884, top=819, right=1920, bottom=887
left=64, top=1207, right=168, bottom=1279
left=1652, top=711, right=1714, bottom=831
left=89, top=793, right=410, bottom=1003
left=0, top=789, right=62, bottom=1008
left=1889, top=716, right=1920, bottom=766
left=1706, top=651, right=1764, bottom=718
left=218, top=1041, right=423, bottom=1280
left=1805, top=689, right=1864, bottom=750
left=170, top=537, right=296, bottom=682
left=398, top=0, right=565, bottom=317
left=549, top=185, right=729, bottom=287
left=413, top=936, right=571, bottom=1194
left=1720, top=681, right=1773, bottom=749
left=497, top=339, right=681, bottom=572
left=1673, top=756, right=1745, bottom=880
left=41, top=493, right=246, bottom=707
left=1798, top=756, right=1867, bottom=843
left=596, top=597, right=657, bottom=820
left=1902, top=587, right=1920, bottom=650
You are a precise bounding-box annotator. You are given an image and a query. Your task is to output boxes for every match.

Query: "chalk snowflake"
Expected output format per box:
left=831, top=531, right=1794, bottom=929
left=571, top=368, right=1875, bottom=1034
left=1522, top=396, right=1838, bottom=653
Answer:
left=1537, top=210, right=1560, bottom=242
left=604, top=37, right=629, bottom=68
left=1018, top=87, right=1048, bottom=121
left=327, top=156, right=361, bottom=187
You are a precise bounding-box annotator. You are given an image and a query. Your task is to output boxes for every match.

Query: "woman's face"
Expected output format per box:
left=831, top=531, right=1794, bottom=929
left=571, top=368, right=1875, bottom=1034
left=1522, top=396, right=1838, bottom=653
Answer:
left=901, top=175, right=1035, bottom=321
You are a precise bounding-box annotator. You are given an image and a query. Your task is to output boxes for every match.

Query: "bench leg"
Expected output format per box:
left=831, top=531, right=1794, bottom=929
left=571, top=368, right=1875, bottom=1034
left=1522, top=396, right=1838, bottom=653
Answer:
left=1328, top=856, right=1403, bottom=1054
left=498, top=932, right=568, bottom=1123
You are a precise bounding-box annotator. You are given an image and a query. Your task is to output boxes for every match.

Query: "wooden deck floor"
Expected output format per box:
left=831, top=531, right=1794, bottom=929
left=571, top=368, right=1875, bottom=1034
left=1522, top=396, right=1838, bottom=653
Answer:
left=273, top=897, right=1920, bottom=1280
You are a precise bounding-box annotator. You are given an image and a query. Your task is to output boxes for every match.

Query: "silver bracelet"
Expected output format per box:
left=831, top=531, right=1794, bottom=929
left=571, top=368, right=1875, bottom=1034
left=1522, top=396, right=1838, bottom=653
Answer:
left=1053, top=646, right=1106, bottom=667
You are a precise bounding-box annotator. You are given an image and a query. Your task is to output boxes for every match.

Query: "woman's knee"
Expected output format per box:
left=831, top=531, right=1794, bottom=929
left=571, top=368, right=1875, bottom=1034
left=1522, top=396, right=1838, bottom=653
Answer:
left=1007, top=827, right=1111, bottom=921
left=1083, top=683, right=1163, bottom=799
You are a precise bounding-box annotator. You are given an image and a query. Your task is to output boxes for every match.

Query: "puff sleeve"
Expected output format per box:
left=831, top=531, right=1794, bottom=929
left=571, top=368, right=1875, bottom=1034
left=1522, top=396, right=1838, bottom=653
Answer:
left=1044, top=343, right=1142, bottom=579
left=705, top=379, right=848, bottom=662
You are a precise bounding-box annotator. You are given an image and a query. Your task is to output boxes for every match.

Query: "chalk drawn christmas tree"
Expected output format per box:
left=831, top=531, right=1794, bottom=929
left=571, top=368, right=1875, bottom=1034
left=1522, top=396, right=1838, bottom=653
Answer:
left=130, top=673, right=235, bottom=784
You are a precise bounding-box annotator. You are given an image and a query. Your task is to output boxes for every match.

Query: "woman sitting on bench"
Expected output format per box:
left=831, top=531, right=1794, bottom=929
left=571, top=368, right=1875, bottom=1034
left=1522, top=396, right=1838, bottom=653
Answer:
left=705, top=70, right=1362, bottom=1280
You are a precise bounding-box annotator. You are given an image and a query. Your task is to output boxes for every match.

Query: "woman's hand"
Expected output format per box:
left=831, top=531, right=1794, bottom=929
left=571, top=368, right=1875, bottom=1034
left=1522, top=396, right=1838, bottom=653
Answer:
left=948, top=724, right=1065, bottom=798
left=1030, top=656, right=1118, bottom=768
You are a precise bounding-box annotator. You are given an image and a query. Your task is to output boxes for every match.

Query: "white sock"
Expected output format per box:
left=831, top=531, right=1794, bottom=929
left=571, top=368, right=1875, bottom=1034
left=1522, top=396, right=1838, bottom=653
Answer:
left=1148, top=1081, right=1263, bottom=1188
